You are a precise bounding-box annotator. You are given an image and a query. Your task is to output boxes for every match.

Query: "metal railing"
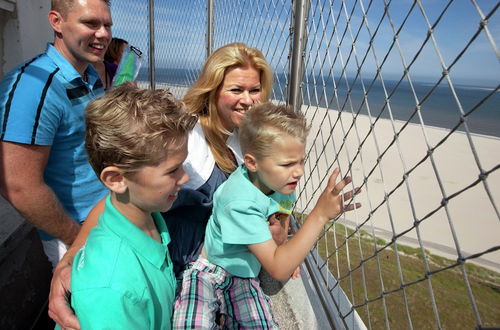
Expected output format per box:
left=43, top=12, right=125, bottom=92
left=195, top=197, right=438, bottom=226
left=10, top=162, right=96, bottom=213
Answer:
left=111, top=1, right=500, bottom=328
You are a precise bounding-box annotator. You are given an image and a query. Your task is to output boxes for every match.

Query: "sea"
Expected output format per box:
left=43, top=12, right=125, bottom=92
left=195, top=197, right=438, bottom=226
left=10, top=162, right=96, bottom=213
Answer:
left=137, top=67, right=499, bottom=138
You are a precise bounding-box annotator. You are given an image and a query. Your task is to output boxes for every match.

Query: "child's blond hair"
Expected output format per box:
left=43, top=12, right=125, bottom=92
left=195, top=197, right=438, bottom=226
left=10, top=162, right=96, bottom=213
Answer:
left=239, top=102, right=309, bottom=159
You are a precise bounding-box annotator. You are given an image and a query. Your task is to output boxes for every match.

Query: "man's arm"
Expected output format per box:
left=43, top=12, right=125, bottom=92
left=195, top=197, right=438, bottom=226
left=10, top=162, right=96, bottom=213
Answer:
left=48, top=196, right=106, bottom=329
left=0, top=141, right=80, bottom=245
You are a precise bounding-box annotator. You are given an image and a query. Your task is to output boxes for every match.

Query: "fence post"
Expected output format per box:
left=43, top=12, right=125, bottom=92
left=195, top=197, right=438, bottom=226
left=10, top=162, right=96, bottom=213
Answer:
left=148, top=0, right=155, bottom=90
left=207, top=0, right=215, bottom=58
left=288, top=0, right=310, bottom=112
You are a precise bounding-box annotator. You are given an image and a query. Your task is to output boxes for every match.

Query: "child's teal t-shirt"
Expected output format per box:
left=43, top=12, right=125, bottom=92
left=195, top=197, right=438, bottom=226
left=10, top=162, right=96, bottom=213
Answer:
left=205, top=165, right=296, bottom=278
left=69, top=195, right=176, bottom=329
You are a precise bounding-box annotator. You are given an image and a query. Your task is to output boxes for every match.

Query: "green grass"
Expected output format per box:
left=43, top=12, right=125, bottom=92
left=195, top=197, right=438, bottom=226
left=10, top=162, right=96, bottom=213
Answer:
left=294, top=213, right=500, bottom=329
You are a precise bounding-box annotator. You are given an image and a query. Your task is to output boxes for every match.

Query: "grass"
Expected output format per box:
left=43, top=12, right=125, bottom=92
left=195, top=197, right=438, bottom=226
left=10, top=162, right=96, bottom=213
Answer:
left=294, top=213, right=500, bottom=329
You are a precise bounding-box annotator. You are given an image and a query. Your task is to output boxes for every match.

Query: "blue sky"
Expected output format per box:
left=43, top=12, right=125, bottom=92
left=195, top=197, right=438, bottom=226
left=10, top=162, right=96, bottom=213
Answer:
left=110, top=0, right=499, bottom=86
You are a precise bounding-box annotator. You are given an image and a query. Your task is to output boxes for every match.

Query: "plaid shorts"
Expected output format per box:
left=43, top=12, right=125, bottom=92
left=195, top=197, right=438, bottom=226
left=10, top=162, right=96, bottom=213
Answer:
left=173, top=256, right=279, bottom=329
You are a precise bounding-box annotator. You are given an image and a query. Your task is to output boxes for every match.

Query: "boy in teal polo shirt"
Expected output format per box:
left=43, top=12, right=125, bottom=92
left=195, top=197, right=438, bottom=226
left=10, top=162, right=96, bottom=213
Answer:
left=173, top=102, right=362, bottom=328
left=70, top=84, right=196, bottom=329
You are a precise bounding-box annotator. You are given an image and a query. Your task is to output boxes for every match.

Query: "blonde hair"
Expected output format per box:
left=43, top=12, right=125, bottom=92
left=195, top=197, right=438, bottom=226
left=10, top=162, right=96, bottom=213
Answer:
left=85, top=84, right=197, bottom=177
left=52, top=0, right=111, bottom=18
left=183, top=42, right=273, bottom=173
left=239, top=102, right=309, bottom=160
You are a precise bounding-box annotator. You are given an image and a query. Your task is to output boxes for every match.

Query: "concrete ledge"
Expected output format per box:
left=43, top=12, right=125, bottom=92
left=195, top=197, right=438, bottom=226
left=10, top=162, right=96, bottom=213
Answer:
left=261, top=264, right=330, bottom=329
left=0, top=195, right=53, bottom=329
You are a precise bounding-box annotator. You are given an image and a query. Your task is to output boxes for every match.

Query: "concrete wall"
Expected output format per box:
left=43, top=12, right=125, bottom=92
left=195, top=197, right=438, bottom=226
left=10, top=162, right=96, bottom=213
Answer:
left=0, top=0, right=52, bottom=78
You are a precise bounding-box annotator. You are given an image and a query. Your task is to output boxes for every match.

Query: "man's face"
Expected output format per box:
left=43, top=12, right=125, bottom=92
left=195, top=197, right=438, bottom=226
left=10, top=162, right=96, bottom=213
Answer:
left=51, top=0, right=112, bottom=74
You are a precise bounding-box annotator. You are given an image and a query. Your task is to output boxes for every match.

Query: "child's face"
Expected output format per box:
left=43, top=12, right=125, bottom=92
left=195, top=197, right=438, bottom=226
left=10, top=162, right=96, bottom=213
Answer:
left=125, top=139, right=189, bottom=213
left=250, top=135, right=305, bottom=195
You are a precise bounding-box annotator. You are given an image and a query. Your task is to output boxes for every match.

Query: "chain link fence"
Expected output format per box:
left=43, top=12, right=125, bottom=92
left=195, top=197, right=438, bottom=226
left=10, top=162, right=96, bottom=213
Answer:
left=111, top=1, right=499, bottom=328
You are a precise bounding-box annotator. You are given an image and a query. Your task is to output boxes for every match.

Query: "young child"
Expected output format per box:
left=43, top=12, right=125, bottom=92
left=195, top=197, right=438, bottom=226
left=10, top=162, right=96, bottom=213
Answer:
left=173, top=102, right=361, bottom=329
left=69, top=84, right=197, bottom=329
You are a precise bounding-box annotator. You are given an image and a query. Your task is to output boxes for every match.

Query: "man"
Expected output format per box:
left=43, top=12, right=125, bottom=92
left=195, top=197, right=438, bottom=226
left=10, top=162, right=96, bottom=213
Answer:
left=0, top=0, right=112, bottom=268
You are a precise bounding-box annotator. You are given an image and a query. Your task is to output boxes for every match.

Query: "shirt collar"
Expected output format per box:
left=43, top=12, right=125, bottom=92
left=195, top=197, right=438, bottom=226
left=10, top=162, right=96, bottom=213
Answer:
left=100, top=195, right=171, bottom=269
left=238, top=165, right=296, bottom=215
left=45, top=43, right=100, bottom=86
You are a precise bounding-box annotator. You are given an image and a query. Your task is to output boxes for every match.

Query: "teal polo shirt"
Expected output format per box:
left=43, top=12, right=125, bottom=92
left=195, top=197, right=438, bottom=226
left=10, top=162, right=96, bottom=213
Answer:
left=205, top=165, right=296, bottom=278
left=71, top=196, right=176, bottom=329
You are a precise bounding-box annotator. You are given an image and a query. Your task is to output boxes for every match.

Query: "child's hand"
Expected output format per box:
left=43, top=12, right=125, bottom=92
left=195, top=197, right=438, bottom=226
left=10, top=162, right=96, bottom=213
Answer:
left=291, top=266, right=301, bottom=279
left=268, top=213, right=289, bottom=245
left=311, top=168, right=361, bottom=223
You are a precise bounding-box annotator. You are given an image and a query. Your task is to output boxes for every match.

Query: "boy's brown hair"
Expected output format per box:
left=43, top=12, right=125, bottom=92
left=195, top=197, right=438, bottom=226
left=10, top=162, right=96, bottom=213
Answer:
left=85, top=84, right=197, bottom=177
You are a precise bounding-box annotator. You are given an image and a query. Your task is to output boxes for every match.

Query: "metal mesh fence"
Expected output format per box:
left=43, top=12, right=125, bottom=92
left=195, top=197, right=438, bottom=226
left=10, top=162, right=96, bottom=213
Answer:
left=111, top=1, right=499, bottom=328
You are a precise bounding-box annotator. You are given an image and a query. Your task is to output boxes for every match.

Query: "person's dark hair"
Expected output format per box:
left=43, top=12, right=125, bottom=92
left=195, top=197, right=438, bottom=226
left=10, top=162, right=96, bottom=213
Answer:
left=104, top=38, right=128, bottom=64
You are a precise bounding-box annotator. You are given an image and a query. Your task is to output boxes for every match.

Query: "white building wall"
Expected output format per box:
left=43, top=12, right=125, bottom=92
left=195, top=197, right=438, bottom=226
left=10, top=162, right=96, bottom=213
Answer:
left=1, top=0, right=51, bottom=78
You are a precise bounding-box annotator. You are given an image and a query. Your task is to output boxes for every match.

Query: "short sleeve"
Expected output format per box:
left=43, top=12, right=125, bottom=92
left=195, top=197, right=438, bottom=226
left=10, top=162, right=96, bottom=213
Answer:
left=219, top=200, right=272, bottom=245
left=0, top=66, right=63, bottom=145
left=72, top=288, right=150, bottom=329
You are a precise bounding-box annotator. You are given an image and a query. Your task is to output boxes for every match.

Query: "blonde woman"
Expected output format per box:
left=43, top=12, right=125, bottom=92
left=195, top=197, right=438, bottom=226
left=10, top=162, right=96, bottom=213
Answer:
left=165, top=42, right=275, bottom=274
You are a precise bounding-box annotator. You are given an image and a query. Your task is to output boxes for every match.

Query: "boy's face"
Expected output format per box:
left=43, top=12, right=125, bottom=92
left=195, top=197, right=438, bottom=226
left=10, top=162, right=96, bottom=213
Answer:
left=125, top=139, right=189, bottom=214
left=247, top=134, right=305, bottom=195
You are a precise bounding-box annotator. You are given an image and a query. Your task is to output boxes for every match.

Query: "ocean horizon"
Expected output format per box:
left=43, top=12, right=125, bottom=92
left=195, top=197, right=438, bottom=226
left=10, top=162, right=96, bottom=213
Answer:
left=137, top=67, right=499, bottom=138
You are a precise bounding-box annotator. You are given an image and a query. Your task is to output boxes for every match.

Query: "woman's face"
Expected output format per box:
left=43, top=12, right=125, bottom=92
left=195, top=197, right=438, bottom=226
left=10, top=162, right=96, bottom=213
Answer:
left=216, top=65, right=262, bottom=131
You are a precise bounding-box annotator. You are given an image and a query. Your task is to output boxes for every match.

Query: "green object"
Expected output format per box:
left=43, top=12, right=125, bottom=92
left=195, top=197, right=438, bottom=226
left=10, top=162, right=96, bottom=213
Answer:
left=113, top=47, right=140, bottom=86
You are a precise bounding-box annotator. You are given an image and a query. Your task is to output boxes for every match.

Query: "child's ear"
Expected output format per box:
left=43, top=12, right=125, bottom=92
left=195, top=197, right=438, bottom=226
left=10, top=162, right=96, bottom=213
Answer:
left=100, top=166, right=128, bottom=194
left=244, top=153, right=258, bottom=172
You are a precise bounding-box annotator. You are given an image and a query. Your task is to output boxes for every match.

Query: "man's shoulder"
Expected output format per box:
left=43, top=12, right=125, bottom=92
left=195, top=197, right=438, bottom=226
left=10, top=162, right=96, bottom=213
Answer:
left=12, top=52, right=59, bottom=75
left=1, top=52, right=65, bottom=97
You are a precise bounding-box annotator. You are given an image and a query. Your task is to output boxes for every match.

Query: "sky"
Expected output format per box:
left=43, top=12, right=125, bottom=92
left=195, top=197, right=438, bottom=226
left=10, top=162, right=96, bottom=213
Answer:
left=110, top=0, right=499, bottom=87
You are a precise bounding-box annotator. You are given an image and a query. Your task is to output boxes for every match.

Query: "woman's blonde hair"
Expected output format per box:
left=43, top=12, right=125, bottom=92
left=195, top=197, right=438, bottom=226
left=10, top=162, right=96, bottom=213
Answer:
left=85, top=84, right=197, bottom=177
left=239, top=102, right=309, bottom=160
left=183, top=42, right=273, bottom=174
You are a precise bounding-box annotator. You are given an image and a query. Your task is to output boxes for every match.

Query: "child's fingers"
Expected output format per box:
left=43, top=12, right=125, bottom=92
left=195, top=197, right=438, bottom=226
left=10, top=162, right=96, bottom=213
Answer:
left=342, top=187, right=361, bottom=200
left=344, top=202, right=361, bottom=211
left=268, top=213, right=278, bottom=225
left=332, top=175, right=352, bottom=195
left=326, top=168, right=341, bottom=190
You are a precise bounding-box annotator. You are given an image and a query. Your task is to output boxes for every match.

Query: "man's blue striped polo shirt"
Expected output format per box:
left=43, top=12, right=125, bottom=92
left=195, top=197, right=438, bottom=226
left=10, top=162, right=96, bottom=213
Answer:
left=0, top=43, right=109, bottom=239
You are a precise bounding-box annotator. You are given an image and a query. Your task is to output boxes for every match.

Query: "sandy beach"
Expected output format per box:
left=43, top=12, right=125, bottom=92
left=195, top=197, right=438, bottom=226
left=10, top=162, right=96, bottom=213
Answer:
left=147, top=82, right=499, bottom=271
left=297, top=104, right=500, bottom=272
